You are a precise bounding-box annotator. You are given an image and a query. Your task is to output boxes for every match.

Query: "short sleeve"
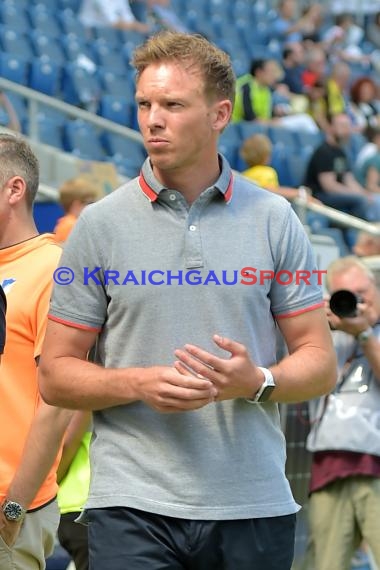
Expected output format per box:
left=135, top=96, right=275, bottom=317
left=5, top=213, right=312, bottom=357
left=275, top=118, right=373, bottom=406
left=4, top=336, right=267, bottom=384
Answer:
left=49, top=214, right=108, bottom=331
left=270, top=205, right=323, bottom=317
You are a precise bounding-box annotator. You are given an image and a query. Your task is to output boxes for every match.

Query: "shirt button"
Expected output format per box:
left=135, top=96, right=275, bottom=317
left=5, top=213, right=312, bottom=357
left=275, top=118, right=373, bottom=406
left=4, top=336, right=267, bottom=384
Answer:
left=169, top=194, right=176, bottom=201
left=189, top=225, right=197, bottom=231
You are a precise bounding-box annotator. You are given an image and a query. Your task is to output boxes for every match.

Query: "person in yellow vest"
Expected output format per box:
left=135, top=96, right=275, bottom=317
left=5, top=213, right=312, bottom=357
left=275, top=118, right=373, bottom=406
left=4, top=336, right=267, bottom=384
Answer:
left=57, top=412, right=92, bottom=570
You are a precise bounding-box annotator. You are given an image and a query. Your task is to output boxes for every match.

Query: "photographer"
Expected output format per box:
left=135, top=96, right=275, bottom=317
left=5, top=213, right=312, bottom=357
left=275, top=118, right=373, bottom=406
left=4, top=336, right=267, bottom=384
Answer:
left=304, top=256, right=380, bottom=570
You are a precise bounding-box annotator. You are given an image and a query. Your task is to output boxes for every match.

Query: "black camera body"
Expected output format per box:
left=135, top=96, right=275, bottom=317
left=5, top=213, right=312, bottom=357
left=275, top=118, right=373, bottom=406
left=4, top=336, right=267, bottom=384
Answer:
left=329, top=290, right=363, bottom=318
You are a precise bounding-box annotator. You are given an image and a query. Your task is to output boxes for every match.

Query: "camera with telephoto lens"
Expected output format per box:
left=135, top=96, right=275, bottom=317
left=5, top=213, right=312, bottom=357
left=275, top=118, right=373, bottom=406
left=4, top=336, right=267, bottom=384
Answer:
left=329, top=290, right=363, bottom=318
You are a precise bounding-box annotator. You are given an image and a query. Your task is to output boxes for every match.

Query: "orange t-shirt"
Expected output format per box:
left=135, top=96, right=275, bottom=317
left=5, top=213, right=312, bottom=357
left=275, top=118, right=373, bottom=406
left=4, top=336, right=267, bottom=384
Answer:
left=54, top=214, right=77, bottom=243
left=0, top=234, right=62, bottom=509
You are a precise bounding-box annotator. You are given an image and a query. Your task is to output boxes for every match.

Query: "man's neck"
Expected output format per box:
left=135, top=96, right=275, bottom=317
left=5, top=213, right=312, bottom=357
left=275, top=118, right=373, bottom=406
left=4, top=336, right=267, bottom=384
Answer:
left=0, top=218, right=39, bottom=249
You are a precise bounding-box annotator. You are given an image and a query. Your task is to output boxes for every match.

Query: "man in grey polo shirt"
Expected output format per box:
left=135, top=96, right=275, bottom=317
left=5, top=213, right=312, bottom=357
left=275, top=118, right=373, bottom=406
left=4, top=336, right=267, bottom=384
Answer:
left=39, top=31, right=336, bottom=570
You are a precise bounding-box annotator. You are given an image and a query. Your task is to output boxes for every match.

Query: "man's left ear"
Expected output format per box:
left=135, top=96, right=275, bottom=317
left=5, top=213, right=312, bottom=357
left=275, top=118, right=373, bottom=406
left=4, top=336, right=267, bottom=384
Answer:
left=212, top=99, right=233, bottom=131
left=7, top=176, right=26, bottom=205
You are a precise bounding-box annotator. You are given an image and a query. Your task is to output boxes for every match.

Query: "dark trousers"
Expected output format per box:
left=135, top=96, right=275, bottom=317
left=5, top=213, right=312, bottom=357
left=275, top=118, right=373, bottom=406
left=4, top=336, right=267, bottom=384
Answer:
left=87, top=507, right=296, bottom=570
left=58, top=512, right=89, bottom=570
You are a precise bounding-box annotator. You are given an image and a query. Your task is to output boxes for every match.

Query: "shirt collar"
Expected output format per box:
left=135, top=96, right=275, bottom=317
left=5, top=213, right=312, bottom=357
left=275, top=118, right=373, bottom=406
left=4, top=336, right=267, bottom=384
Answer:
left=138, top=155, right=233, bottom=204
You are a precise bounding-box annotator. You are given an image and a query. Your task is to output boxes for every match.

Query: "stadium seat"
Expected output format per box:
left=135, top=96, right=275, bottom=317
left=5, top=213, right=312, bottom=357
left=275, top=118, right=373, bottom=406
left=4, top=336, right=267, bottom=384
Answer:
left=36, top=118, right=64, bottom=150
left=27, top=6, right=62, bottom=37
left=58, top=9, right=88, bottom=38
left=0, top=28, right=34, bottom=59
left=0, top=53, right=29, bottom=85
left=98, top=95, right=135, bottom=128
left=268, top=126, right=298, bottom=149
left=28, top=59, right=61, bottom=96
left=92, top=42, right=129, bottom=76
left=63, top=119, right=105, bottom=161
left=30, top=32, right=67, bottom=66
left=0, top=4, right=30, bottom=33
left=238, top=122, right=269, bottom=141
left=101, top=132, right=147, bottom=166
left=62, top=62, right=103, bottom=108
left=98, top=70, right=135, bottom=100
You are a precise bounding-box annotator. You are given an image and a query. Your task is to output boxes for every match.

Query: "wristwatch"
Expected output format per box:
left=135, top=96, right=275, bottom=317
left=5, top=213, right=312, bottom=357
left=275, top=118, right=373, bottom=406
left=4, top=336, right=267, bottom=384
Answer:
left=246, top=367, right=276, bottom=403
left=2, top=500, right=26, bottom=522
left=356, top=327, right=374, bottom=344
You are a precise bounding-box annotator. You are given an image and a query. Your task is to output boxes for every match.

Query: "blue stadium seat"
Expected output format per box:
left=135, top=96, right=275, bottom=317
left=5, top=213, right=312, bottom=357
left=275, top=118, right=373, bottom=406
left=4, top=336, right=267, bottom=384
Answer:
left=101, top=132, right=147, bottom=166
left=62, top=62, right=102, bottom=108
left=0, top=28, right=34, bottom=59
left=60, top=36, right=95, bottom=62
left=98, top=70, right=135, bottom=100
left=268, top=126, right=298, bottom=149
left=286, top=147, right=314, bottom=188
left=30, top=32, right=67, bottom=66
left=58, top=9, right=88, bottom=38
left=0, top=4, right=30, bottom=32
left=37, top=118, right=64, bottom=150
left=63, top=120, right=105, bottom=161
left=98, top=95, right=135, bottom=128
left=0, top=53, right=29, bottom=84
left=28, top=59, right=61, bottom=96
left=27, top=6, right=62, bottom=37
left=238, top=121, right=269, bottom=141
left=92, top=27, right=122, bottom=50
left=92, top=42, right=129, bottom=76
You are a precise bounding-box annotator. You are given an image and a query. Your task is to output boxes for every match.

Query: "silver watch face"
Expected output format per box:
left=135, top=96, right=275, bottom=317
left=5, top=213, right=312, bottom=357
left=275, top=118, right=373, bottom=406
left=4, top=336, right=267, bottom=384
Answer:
left=3, top=501, right=25, bottom=521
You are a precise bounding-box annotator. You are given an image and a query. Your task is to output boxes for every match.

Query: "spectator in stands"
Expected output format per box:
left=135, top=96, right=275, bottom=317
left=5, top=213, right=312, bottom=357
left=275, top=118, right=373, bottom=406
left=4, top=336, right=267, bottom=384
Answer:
left=355, top=127, right=380, bottom=194
left=355, top=125, right=380, bottom=170
left=232, top=59, right=285, bottom=123
left=303, top=113, right=375, bottom=221
left=79, top=0, right=151, bottom=34
left=353, top=227, right=380, bottom=257
left=0, top=133, right=72, bottom=568
left=146, top=0, right=189, bottom=32
left=301, top=47, right=327, bottom=93
left=0, top=285, right=6, bottom=363
left=54, top=177, right=98, bottom=243
left=39, top=31, right=336, bottom=570
left=282, top=42, right=306, bottom=96
left=306, top=61, right=353, bottom=135
left=232, top=59, right=319, bottom=132
left=305, top=256, right=380, bottom=570
left=0, top=92, right=21, bottom=133
left=240, top=133, right=317, bottom=203
left=323, top=13, right=369, bottom=65
left=349, top=77, right=380, bottom=132
left=367, top=11, right=380, bottom=50
left=271, top=0, right=320, bottom=44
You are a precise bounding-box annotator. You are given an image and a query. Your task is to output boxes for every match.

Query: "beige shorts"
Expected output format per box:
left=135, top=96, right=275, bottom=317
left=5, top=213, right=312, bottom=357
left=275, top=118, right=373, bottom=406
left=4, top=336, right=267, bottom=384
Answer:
left=307, top=476, right=380, bottom=570
left=0, top=500, right=60, bottom=570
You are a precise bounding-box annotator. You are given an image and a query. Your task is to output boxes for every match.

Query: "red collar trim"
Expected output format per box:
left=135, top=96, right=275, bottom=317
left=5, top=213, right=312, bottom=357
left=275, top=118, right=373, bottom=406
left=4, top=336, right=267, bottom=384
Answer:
left=139, top=172, right=233, bottom=203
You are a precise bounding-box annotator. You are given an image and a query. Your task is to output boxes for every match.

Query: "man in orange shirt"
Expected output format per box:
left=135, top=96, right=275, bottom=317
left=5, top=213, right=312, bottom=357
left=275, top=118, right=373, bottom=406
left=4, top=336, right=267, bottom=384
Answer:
left=0, top=133, right=73, bottom=569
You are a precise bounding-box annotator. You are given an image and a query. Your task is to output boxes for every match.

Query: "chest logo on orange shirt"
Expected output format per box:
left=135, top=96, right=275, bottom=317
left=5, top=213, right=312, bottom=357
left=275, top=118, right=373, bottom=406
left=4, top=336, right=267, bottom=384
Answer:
left=1, top=278, right=16, bottom=295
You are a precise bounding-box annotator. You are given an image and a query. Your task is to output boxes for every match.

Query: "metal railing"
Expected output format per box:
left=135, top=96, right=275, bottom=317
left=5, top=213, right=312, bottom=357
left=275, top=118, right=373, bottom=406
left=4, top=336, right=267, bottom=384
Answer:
left=0, top=76, right=143, bottom=143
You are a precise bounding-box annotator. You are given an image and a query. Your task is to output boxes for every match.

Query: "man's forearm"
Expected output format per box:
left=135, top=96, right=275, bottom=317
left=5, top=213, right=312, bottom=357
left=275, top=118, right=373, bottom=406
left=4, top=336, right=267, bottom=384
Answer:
left=5, top=402, right=73, bottom=509
left=39, top=357, right=143, bottom=410
left=270, top=346, right=337, bottom=403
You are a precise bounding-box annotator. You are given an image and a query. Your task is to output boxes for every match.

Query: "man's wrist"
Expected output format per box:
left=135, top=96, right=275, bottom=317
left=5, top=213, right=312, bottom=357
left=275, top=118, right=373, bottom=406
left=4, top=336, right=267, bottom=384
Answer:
left=2, top=500, right=27, bottom=523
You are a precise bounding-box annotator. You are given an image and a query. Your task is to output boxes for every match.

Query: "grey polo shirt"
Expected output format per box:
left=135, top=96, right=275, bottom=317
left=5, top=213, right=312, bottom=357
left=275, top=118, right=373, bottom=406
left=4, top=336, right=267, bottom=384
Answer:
left=49, top=156, right=323, bottom=519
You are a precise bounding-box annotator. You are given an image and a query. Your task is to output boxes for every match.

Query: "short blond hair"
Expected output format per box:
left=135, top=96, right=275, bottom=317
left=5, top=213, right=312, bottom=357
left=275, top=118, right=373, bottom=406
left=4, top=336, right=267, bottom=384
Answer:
left=132, top=31, right=236, bottom=105
left=59, top=178, right=98, bottom=213
left=240, top=134, right=272, bottom=167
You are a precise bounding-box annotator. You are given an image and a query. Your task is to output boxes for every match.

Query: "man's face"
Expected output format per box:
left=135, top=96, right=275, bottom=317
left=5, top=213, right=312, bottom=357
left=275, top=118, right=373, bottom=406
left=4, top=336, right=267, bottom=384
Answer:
left=136, top=62, right=228, bottom=179
left=329, top=266, right=380, bottom=325
left=259, top=61, right=281, bottom=87
left=331, top=114, right=352, bottom=145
